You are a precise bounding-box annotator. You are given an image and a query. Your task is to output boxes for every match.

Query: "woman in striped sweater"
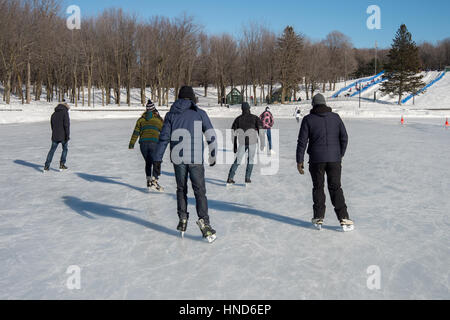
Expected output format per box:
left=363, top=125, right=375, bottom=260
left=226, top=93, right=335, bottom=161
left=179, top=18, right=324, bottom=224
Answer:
left=129, top=100, right=164, bottom=192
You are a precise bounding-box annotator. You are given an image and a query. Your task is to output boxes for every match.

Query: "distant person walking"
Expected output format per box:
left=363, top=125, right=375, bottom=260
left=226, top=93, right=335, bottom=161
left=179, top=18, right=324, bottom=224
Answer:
left=44, top=100, right=70, bottom=172
left=154, top=86, right=218, bottom=243
left=260, top=107, right=275, bottom=155
left=227, top=102, right=265, bottom=185
left=129, top=100, right=164, bottom=192
left=294, top=107, right=302, bottom=123
left=296, top=94, right=354, bottom=232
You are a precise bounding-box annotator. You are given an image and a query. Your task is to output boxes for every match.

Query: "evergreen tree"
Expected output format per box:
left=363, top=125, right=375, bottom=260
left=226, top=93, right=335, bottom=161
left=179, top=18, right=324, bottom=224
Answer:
left=276, top=26, right=303, bottom=104
left=381, top=24, right=425, bottom=104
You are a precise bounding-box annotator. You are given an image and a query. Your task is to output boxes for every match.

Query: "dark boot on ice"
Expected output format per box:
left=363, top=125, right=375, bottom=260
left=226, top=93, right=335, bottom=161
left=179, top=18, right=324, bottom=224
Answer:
left=196, top=219, right=217, bottom=243
left=226, top=178, right=235, bottom=186
left=59, top=163, right=68, bottom=171
left=177, top=218, right=188, bottom=238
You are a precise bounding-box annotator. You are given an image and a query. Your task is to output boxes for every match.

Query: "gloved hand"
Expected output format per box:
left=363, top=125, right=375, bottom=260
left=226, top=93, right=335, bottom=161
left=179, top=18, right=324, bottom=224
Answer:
left=153, top=161, right=162, bottom=177
left=297, top=163, right=305, bottom=175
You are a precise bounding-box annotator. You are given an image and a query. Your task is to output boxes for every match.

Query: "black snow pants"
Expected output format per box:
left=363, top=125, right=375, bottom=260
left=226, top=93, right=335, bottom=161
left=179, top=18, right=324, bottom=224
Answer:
left=309, top=162, right=349, bottom=221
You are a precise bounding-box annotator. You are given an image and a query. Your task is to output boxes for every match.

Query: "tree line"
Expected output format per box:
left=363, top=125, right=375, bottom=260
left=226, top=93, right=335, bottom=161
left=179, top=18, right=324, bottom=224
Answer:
left=1, top=0, right=449, bottom=106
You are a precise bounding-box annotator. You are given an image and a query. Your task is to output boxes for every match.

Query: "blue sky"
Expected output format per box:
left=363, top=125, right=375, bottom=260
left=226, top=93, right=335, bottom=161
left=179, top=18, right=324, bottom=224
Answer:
left=62, top=0, right=450, bottom=48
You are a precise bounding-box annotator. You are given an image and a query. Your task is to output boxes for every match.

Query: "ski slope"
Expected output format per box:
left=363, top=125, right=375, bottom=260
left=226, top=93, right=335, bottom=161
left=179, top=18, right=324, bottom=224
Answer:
left=0, top=118, right=449, bottom=299
left=378, top=71, right=442, bottom=103
left=404, top=72, right=450, bottom=109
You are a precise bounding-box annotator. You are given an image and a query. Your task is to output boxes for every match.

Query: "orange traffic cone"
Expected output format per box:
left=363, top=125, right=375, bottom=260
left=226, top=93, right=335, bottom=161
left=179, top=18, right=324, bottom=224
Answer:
left=401, top=116, right=405, bottom=125
left=446, top=118, right=449, bottom=128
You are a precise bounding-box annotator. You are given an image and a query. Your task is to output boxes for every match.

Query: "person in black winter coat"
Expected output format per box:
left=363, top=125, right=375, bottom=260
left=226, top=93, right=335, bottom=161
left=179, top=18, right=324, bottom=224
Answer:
left=44, top=101, right=70, bottom=172
left=296, top=94, right=354, bottom=230
left=227, top=102, right=265, bottom=184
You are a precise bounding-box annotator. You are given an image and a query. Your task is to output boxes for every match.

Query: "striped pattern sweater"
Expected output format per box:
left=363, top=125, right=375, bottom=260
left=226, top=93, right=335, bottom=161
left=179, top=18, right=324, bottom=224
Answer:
left=129, top=112, right=164, bottom=147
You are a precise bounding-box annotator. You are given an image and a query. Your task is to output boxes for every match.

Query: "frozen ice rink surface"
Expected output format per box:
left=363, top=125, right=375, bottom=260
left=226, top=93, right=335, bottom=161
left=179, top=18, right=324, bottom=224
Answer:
left=0, top=118, right=449, bottom=299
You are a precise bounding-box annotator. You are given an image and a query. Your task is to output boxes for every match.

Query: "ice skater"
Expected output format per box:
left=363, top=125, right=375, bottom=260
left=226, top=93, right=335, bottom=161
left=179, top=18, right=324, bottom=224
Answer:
left=296, top=94, right=354, bottom=232
left=129, top=100, right=164, bottom=192
left=44, top=100, right=70, bottom=172
left=294, top=107, right=302, bottom=123
left=227, top=102, right=265, bottom=186
left=259, top=107, right=275, bottom=155
left=154, top=86, right=218, bottom=243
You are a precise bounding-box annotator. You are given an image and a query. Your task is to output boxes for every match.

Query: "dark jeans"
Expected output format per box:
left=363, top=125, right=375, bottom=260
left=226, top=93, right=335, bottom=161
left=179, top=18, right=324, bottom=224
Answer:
left=140, top=142, right=158, bottom=180
left=309, top=162, right=349, bottom=221
left=266, top=129, right=272, bottom=150
left=45, top=141, right=68, bottom=167
left=174, top=164, right=209, bottom=224
left=228, top=144, right=257, bottom=181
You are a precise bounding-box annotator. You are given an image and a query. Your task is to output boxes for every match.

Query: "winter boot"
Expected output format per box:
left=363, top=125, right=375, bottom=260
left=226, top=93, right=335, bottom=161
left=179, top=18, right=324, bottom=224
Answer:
left=43, top=165, right=50, bottom=173
left=196, top=219, right=217, bottom=243
left=59, top=163, right=68, bottom=172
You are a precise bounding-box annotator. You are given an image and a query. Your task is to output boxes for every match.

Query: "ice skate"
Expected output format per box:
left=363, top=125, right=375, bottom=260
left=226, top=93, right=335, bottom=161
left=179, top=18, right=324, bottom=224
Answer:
left=177, top=219, right=188, bottom=238
left=340, top=219, right=355, bottom=232
left=43, top=166, right=50, bottom=173
left=245, top=178, right=252, bottom=188
left=196, top=219, right=217, bottom=243
left=312, top=218, right=324, bottom=230
left=226, top=178, right=236, bottom=188
left=149, top=177, right=164, bottom=193
left=59, top=163, right=68, bottom=172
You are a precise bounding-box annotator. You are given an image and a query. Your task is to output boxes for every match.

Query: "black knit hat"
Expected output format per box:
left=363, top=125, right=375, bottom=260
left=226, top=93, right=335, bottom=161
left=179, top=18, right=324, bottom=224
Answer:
left=146, top=99, right=156, bottom=112
left=178, top=86, right=196, bottom=101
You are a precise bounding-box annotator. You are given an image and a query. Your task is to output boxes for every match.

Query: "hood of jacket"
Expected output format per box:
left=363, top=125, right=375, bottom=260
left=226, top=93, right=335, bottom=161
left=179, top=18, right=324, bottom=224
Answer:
left=55, top=104, right=68, bottom=112
left=170, top=99, right=197, bottom=115
left=310, top=104, right=332, bottom=117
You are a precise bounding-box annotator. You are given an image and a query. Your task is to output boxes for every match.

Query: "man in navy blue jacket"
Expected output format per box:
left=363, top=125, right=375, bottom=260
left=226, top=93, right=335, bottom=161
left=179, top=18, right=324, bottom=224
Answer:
left=154, top=86, right=218, bottom=242
left=296, top=94, right=354, bottom=231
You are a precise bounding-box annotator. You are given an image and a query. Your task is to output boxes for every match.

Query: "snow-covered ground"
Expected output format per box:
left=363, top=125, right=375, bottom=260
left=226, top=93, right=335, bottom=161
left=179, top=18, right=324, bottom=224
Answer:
left=1, top=73, right=448, bottom=125
left=0, top=118, right=449, bottom=299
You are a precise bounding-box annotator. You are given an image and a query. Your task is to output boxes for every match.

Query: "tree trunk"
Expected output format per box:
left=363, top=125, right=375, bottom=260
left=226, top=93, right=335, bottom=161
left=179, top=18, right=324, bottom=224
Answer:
left=17, top=73, right=24, bottom=104
left=35, top=79, right=42, bottom=101
left=281, top=86, right=286, bottom=105
left=26, top=59, right=31, bottom=104
left=5, top=72, right=12, bottom=105
left=82, top=72, right=85, bottom=106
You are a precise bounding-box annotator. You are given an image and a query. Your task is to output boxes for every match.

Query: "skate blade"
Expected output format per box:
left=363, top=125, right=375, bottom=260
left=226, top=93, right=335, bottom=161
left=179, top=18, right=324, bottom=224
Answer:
left=206, top=234, right=217, bottom=243
left=313, top=224, right=323, bottom=231
left=226, top=184, right=234, bottom=188
left=342, top=225, right=355, bottom=232
left=149, top=187, right=165, bottom=193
